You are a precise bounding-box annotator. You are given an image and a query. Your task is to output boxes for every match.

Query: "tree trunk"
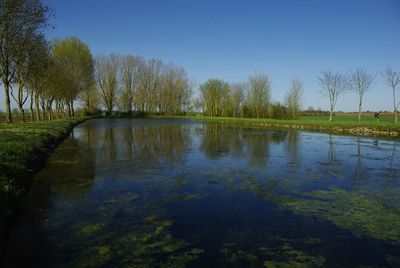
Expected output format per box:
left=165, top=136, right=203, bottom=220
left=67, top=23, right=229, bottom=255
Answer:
left=67, top=103, right=72, bottom=118
left=71, top=101, right=75, bottom=117
left=30, top=92, right=34, bottom=121
left=85, top=94, right=90, bottom=114
left=394, top=88, right=398, bottom=124
left=56, top=102, right=62, bottom=119
left=329, top=108, right=333, bottom=122
left=35, top=93, right=40, bottom=121
left=40, top=99, right=46, bottom=120
left=4, top=83, right=13, bottom=123
left=19, top=104, right=25, bottom=123
left=17, top=85, right=26, bottom=122
left=358, top=97, right=362, bottom=122
left=61, top=103, right=65, bottom=118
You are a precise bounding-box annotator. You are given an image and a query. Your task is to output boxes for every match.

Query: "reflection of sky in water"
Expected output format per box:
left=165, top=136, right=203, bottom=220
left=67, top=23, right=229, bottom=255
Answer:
left=8, top=118, right=400, bottom=267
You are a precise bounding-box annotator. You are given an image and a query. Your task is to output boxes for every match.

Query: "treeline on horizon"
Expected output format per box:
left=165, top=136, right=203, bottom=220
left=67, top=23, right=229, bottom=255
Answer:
left=1, top=0, right=400, bottom=124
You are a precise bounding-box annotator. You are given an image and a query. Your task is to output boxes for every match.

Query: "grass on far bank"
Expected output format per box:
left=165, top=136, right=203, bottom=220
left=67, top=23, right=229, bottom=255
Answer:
left=181, top=114, right=400, bottom=132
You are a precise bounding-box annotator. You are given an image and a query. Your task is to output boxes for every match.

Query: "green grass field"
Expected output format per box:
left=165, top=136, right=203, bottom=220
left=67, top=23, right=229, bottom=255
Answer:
left=184, top=114, right=400, bottom=132
left=300, top=114, right=395, bottom=124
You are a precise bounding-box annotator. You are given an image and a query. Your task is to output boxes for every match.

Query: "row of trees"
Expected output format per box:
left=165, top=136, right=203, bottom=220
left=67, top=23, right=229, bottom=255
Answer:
left=95, top=54, right=192, bottom=116
left=318, top=66, right=400, bottom=122
left=197, top=74, right=303, bottom=119
left=197, top=66, right=400, bottom=122
left=1, top=0, right=192, bottom=123
left=1, top=1, right=399, bottom=123
left=0, top=0, right=95, bottom=123
left=1, top=0, right=50, bottom=123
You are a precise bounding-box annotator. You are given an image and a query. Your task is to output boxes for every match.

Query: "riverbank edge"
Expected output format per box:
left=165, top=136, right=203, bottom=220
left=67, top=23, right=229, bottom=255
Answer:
left=0, top=116, right=92, bottom=251
left=151, top=115, right=400, bottom=137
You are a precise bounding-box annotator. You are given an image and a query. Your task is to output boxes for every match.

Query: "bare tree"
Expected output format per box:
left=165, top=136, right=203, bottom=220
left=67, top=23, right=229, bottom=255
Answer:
left=119, top=55, right=142, bottom=114
left=0, top=0, right=50, bottom=123
left=230, top=83, right=247, bottom=117
left=383, top=66, right=400, bottom=123
left=11, top=33, right=48, bottom=121
left=162, top=65, right=191, bottom=114
left=134, top=58, right=161, bottom=112
left=349, top=68, right=374, bottom=121
left=95, top=54, right=119, bottom=116
left=248, top=74, right=271, bottom=118
left=285, top=79, right=304, bottom=119
left=199, top=79, right=229, bottom=117
left=317, top=71, right=347, bottom=122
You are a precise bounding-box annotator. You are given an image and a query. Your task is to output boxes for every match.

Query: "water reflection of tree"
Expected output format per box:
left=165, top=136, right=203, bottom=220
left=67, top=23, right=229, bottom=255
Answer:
left=352, top=137, right=365, bottom=185
left=386, top=141, right=399, bottom=183
left=389, top=142, right=399, bottom=170
left=200, top=124, right=288, bottom=168
left=316, top=135, right=343, bottom=178
left=97, top=125, right=191, bottom=168
left=327, top=135, right=336, bottom=165
left=247, top=133, right=271, bottom=168
left=160, top=126, right=190, bottom=165
left=100, top=128, right=117, bottom=162
left=372, top=138, right=399, bottom=183
left=121, top=127, right=134, bottom=160
left=284, top=130, right=300, bottom=163
left=24, top=125, right=99, bottom=203
left=49, top=128, right=98, bottom=199
left=200, top=124, right=231, bottom=160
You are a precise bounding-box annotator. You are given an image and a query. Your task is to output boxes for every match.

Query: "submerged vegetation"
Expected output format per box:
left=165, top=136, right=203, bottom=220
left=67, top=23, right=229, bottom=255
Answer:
left=238, top=176, right=400, bottom=245
left=220, top=240, right=325, bottom=267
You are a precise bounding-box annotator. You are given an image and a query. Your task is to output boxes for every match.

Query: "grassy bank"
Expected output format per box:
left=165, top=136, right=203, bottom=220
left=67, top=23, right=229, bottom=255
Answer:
left=0, top=116, right=91, bottom=245
left=155, top=114, right=400, bottom=137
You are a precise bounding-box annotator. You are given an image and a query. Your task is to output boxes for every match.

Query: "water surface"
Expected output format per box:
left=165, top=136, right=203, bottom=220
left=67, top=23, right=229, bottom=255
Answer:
left=6, top=118, right=400, bottom=267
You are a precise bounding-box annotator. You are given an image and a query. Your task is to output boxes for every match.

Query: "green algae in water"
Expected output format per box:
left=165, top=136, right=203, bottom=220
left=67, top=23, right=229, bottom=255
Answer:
left=71, top=246, right=112, bottom=268
left=283, top=187, right=400, bottom=243
left=47, top=186, right=204, bottom=267
left=146, top=215, right=173, bottom=227
left=220, top=241, right=325, bottom=267
left=237, top=175, right=400, bottom=244
left=175, top=193, right=201, bottom=201
left=80, top=223, right=104, bottom=235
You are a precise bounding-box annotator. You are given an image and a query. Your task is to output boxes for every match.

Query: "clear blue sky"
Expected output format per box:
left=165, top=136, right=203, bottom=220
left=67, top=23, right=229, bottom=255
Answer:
left=2, top=0, right=400, bottom=112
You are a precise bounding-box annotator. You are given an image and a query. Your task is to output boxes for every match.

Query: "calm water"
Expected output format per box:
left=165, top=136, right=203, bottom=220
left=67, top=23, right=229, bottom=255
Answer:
left=5, top=118, right=400, bottom=267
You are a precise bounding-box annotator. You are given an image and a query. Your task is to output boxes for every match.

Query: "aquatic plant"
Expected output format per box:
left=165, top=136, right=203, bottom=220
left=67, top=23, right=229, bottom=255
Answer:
left=219, top=241, right=325, bottom=267
left=238, top=176, right=400, bottom=244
